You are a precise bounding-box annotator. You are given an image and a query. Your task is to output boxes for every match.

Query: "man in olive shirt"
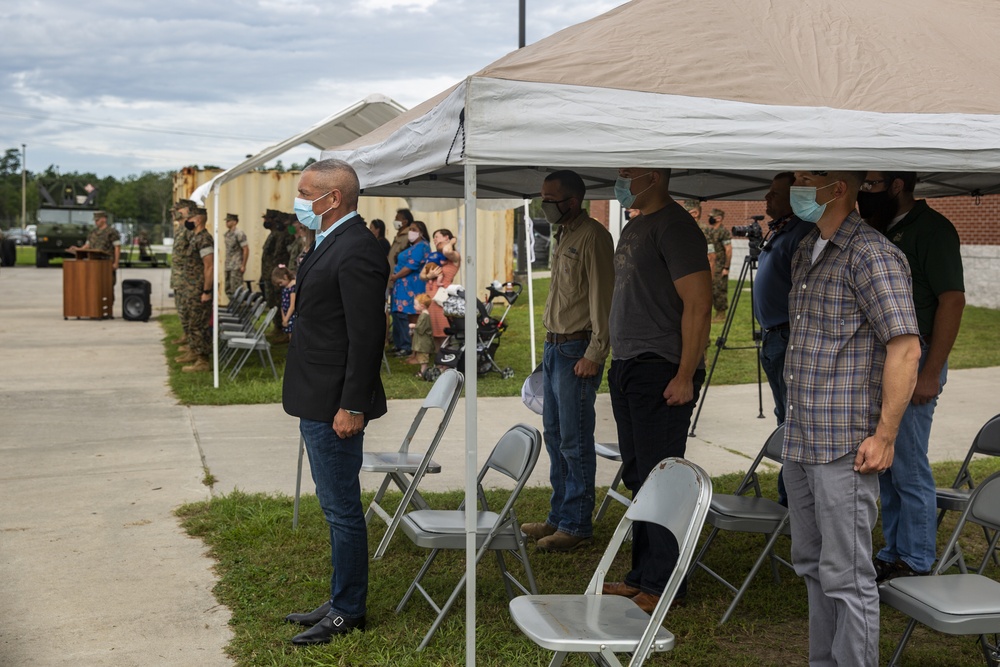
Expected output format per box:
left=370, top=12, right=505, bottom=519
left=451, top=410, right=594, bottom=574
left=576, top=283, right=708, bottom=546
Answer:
left=520, top=170, right=615, bottom=552
left=71, top=210, right=121, bottom=314
left=858, top=171, right=966, bottom=581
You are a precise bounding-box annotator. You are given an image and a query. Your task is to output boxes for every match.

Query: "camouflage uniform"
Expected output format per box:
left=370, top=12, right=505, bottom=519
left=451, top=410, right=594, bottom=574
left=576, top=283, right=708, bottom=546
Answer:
left=223, top=226, right=248, bottom=299
left=286, top=232, right=307, bottom=271
left=172, top=227, right=192, bottom=335
left=701, top=222, right=732, bottom=314
left=260, top=224, right=290, bottom=310
left=86, top=225, right=121, bottom=255
left=180, top=228, right=214, bottom=359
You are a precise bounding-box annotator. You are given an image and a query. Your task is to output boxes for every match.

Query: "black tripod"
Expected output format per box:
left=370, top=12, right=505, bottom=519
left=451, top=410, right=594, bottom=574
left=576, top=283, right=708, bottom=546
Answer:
left=689, top=251, right=766, bottom=437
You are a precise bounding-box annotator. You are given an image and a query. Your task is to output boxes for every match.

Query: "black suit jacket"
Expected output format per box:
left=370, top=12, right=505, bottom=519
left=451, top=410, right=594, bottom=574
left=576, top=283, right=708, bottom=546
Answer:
left=282, top=215, right=390, bottom=423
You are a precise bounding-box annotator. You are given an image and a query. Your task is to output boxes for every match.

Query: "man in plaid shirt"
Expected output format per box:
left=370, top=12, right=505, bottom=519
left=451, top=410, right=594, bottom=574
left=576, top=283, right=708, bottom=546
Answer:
left=783, top=170, right=921, bottom=666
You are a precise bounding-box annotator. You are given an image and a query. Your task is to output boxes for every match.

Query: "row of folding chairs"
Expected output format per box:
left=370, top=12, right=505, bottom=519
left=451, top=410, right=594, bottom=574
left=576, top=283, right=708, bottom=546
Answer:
left=217, top=293, right=278, bottom=381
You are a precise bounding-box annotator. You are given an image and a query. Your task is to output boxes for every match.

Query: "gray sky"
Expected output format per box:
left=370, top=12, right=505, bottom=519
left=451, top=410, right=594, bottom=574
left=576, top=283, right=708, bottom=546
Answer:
left=0, top=0, right=622, bottom=178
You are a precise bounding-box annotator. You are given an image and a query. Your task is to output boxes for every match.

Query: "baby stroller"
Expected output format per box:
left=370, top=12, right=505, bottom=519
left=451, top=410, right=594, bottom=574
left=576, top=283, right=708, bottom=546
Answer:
left=428, top=281, right=522, bottom=381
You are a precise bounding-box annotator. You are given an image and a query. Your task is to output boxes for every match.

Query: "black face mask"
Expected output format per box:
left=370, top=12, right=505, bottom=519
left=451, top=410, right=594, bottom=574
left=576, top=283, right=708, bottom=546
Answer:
left=184, top=221, right=196, bottom=231
left=857, top=190, right=896, bottom=227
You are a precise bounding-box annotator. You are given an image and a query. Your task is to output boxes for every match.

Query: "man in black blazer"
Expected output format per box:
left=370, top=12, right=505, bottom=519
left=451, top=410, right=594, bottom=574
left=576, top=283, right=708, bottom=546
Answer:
left=281, top=159, right=389, bottom=645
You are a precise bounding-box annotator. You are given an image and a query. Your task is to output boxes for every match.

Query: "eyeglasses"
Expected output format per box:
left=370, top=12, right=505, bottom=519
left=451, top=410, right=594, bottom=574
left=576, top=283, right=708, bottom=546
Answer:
left=860, top=179, right=888, bottom=192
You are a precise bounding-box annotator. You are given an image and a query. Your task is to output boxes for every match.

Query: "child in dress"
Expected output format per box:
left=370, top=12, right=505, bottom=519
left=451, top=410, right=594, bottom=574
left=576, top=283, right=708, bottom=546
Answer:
left=409, top=293, right=435, bottom=379
left=271, top=265, right=297, bottom=341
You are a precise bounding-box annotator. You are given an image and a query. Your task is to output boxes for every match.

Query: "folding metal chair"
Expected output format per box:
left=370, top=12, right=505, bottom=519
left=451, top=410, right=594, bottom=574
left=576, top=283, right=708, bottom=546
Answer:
left=880, top=470, right=1000, bottom=667
left=509, top=457, right=713, bottom=667
left=396, top=423, right=541, bottom=650
left=226, top=307, right=278, bottom=381
left=687, top=424, right=792, bottom=624
left=937, top=414, right=1000, bottom=568
left=363, top=368, right=464, bottom=560
left=595, top=441, right=630, bottom=522
left=220, top=301, right=266, bottom=369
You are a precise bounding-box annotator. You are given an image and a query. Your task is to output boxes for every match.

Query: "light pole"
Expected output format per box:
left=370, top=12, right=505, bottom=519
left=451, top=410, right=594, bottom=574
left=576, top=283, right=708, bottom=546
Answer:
left=21, top=144, right=26, bottom=228
left=518, top=0, right=525, bottom=48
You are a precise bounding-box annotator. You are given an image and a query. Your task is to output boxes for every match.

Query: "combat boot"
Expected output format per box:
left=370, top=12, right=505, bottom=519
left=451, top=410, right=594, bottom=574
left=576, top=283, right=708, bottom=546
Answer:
left=182, top=357, right=211, bottom=373
left=177, top=345, right=190, bottom=352
left=172, top=334, right=188, bottom=345
left=175, top=350, right=199, bottom=364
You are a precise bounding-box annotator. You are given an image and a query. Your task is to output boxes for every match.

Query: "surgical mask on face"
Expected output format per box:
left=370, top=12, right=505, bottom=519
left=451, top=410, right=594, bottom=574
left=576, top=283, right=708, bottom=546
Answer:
left=293, top=191, right=332, bottom=231
left=407, top=230, right=419, bottom=243
left=614, top=172, right=653, bottom=209
left=393, top=219, right=403, bottom=230
left=789, top=182, right=837, bottom=223
left=540, top=199, right=569, bottom=225
left=184, top=220, right=195, bottom=231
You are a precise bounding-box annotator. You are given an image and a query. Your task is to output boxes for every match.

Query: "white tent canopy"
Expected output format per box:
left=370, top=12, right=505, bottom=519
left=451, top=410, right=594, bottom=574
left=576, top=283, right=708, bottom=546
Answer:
left=203, top=94, right=408, bottom=388
left=327, top=0, right=1000, bottom=201
left=322, top=1, right=1000, bottom=663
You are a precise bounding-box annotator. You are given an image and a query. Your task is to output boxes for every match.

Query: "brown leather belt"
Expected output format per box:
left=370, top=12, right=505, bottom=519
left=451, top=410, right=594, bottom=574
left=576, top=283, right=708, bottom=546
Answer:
left=545, top=331, right=592, bottom=344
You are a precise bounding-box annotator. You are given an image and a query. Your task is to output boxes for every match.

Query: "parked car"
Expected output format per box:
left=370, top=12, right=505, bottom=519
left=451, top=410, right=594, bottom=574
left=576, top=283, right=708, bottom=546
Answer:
left=3, top=228, right=34, bottom=245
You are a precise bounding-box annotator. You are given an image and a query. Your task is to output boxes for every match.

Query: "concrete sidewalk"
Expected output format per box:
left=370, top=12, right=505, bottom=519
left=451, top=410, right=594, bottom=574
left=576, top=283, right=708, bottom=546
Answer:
left=1, top=265, right=997, bottom=666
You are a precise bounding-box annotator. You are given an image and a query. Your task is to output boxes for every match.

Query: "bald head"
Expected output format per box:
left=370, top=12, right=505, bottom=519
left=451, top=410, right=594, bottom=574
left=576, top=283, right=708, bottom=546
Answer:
left=303, top=159, right=360, bottom=209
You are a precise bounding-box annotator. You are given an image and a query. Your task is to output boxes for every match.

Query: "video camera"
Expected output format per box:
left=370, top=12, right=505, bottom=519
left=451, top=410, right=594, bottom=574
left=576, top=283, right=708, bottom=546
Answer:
left=731, top=216, right=765, bottom=260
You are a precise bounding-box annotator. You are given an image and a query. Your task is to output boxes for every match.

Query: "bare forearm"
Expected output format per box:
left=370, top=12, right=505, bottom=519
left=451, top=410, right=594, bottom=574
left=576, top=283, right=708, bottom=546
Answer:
left=876, top=334, right=921, bottom=440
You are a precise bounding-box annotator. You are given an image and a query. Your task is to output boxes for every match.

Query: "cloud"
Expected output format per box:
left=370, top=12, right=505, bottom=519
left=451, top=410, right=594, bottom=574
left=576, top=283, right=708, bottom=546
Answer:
left=0, top=0, right=623, bottom=178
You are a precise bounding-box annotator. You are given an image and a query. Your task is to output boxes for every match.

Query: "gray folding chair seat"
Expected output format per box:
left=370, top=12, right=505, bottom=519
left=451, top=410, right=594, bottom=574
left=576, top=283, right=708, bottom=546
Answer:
left=687, top=424, right=792, bottom=625
left=509, top=457, right=713, bottom=667
left=396, top=423, right=541, bottom=651
left=595, top=441, right=630, bottom=522
left=880, top=470, right=1000, bottom=666
left=362, top=369, right=464, bottom=560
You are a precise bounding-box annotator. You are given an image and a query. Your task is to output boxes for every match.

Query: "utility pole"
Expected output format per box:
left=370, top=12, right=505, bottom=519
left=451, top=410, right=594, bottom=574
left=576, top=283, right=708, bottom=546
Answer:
left=21, top=144, right=26, bottom=228
left=518, top=0, right=526, bottom=48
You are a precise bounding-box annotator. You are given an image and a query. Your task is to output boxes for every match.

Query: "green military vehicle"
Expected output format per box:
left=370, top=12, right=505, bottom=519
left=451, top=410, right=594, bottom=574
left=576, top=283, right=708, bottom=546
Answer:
left=35, top=206, right=96, bottom=267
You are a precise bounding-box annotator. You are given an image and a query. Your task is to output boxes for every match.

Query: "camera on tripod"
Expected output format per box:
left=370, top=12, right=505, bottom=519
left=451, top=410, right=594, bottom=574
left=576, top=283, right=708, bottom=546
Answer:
left=732, top=216, right=765, bottom=259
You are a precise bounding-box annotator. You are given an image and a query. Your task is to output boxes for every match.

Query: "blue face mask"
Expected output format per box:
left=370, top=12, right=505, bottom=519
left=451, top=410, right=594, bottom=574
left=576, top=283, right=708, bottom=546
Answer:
left=293, top=191, right=332, bottom=231
left=614, top=172, right=653, bottom=209
left=789, top=183, right=837, bottom=223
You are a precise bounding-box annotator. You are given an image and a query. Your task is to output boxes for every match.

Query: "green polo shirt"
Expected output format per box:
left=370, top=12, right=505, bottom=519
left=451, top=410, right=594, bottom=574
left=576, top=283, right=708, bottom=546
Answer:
left=886, top=200, right=964, bottom=336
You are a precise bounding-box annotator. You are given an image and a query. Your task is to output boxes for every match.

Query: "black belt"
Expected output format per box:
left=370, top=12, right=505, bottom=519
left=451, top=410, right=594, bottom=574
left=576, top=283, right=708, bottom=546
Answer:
left=762, top=322, right=789, bottom=334
left=545, top=331, right=591, bottom=344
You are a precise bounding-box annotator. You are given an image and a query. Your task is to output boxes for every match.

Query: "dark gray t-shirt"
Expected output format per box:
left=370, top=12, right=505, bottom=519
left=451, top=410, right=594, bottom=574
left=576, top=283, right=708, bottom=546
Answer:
left=610, top=200, right=711, bottom=364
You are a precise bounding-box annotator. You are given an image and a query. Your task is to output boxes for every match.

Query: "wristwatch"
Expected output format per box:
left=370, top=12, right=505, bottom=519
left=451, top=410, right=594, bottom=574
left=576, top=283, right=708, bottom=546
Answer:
left=202, top=289, right=212, bottom=294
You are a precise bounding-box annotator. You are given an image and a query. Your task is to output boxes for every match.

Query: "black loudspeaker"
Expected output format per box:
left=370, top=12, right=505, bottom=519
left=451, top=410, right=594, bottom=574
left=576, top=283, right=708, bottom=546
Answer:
left=122, top=279, right=152, bottom=322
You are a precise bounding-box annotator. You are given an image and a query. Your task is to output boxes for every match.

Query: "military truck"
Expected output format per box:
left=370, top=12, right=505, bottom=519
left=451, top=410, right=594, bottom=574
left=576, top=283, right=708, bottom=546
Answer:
left=35, top=207, right=95, bottom=267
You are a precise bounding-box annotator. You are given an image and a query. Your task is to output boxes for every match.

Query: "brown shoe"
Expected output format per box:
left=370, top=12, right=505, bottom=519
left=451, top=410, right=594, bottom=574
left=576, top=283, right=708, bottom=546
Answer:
left=182, top=358, right=211, bottom=373
left=630, top=592, right=660, bottom=614
left=520, top=522, right=557, bottom=541
left=171, top=335, right=188, bottom=345
left=536, top=531, right=592, bottom=552
left=177, top=345, right=190, bottom=352
left=175, top=351, right=198, bottom=363
left=712, top=311, right=726, bottom=323
left=602, top=581, right=641, bottom=597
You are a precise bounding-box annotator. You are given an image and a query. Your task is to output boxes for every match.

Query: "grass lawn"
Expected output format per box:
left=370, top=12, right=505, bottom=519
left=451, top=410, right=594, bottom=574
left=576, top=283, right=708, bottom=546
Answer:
left=178, top=457, right=1000, bottom=666
left=163, top=278, right=1000, bottom=405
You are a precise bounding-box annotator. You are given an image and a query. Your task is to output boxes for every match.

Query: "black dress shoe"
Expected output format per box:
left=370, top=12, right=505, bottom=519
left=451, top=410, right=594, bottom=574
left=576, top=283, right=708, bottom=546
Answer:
left=290, top=614, right=366, bottom=645
left=285, top=601, right=331, bottom=626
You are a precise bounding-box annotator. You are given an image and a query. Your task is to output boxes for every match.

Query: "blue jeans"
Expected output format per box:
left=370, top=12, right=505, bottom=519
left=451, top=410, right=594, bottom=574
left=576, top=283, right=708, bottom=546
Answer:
left=391, top=311, right=411, bottom=353
left=542, top=339, right=601, bottom=538
left=759, top=326, right=790, bottom=505
left=609, top=355, right=704, bottom=596
left=299, top=418, right=368, bottom=619
left=877, top=346, right=946, bottom=573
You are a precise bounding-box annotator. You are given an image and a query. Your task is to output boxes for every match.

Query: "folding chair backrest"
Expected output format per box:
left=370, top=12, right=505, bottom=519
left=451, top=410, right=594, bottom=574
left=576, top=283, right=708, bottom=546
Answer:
left=423, top=368, right=463, bottom=411
left=763, top=424, right=786, bottom=462
left=253, top=307, right=277, bottom=339
left=627, top=458, right=712, bottom=543
left=484, top=424, right=539, bottom=484
left=951, top=414, right=1000, bottom=490
left=968, top=470, right=1000, bottom=531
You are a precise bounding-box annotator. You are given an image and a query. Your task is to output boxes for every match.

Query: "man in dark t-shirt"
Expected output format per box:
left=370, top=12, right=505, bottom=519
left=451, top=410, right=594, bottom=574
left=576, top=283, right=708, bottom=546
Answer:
left=602, top=167, right=712, bottom=613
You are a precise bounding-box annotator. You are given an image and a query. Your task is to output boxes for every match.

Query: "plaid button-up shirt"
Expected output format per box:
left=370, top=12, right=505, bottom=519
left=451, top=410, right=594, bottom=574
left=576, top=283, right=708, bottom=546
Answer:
left=782, top=211, right=919, bottom=465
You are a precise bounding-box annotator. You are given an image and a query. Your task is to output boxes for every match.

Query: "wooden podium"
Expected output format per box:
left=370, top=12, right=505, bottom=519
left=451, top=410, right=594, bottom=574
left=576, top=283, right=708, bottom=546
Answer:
left=63, top=249, right=113, bottom=319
